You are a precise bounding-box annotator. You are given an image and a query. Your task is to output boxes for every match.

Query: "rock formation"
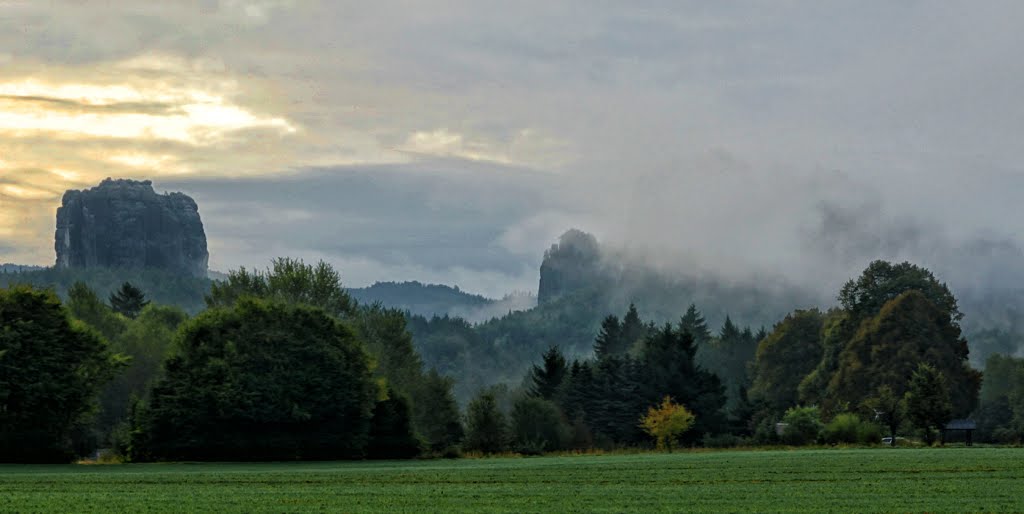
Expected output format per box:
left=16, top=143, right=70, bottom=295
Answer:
left=55, top=178, right=209, bottom=277
left=537, top=229, right=604, bottom=304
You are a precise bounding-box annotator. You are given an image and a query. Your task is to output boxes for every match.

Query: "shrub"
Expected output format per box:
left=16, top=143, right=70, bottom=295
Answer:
left=510, top=397, right=571, bottom=453
left=464, top=390, right=509, bottom=454
left=822, top=413, right=883, bottom=445
left=781, top=406, right=823, bottom=445
left=702, top=433, right=744, bottom=448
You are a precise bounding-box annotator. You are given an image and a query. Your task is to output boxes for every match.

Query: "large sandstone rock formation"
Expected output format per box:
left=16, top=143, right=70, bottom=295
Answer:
left=537, top=229, right=604, bottom=304
left=55, top=178, right=209, bottom=277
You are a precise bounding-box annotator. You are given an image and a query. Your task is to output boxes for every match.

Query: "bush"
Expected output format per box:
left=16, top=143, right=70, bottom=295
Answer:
left=822, top=413, right=883, bottom=445
left=822, top=413, right=860, bottom=444
left=702, top=433, right=745, bottom=448
left=510, top=397, right=571, bottom=453
left=752, top=417, right=781, bottom=445
left=781, top=406, right=823, bottom=445
left=855, top=420, right=884, bottom=444
left=464, top=390, right=509, bottom=454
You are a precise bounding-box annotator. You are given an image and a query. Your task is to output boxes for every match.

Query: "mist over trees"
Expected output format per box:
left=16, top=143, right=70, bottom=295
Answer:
left=4, top=225, right=1022, bottom=461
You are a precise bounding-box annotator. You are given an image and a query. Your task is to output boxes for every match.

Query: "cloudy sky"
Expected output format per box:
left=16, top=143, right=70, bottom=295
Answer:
left=1, top=1, right=1023, bottom=298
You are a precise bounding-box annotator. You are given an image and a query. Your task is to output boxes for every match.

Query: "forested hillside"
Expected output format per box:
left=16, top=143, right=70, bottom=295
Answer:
left=349, top=281, right=494, bottom=319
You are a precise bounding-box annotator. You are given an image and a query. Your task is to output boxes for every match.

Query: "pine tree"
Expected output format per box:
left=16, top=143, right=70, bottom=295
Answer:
left=109, top=282, right=150, bottom=319
left=593, top=315, right=622, bottom=359
left=619, top=304, right=646, bottom=355
left=529, top=346, right=568, bottom=400
left=678, top=304, right=712, bottom=346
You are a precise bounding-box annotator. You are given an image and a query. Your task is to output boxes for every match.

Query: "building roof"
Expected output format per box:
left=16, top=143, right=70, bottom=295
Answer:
left=945, top=419, right=976, bottom=430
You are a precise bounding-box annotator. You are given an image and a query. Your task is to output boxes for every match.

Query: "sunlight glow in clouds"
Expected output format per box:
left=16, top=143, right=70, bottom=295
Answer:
left=0, top=80, right=295, bottom=146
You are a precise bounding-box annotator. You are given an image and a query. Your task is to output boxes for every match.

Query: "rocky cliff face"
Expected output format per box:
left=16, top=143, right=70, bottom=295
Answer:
left=55, top=178, right=209, bottom=277
left=537, top=229, right=604, bottom=304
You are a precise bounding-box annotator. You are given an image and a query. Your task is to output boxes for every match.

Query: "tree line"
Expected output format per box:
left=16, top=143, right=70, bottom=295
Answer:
left=1, top=258, right=1016, bottom=462
left=454, top=261, right=991, bottom=452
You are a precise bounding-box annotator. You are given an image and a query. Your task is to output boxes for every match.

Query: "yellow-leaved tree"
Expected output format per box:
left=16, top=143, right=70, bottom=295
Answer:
left=640, top=396, right=696, bottom=452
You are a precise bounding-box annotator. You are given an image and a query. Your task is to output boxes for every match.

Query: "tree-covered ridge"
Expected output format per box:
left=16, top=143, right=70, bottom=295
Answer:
left=0, top=267, right=211, bottom=314
left=2, top=249, right=1020, bottom=462
left=348, top=281, right=495, bottom=319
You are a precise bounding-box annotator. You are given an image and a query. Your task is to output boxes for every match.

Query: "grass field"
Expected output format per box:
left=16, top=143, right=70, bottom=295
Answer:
left=1, top=448, right=1022, bottom=512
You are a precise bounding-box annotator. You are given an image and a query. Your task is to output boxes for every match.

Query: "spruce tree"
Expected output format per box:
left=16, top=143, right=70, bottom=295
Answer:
left=678, top=304, right=712, bottom=346
left=619, top=304, right=646, bottom=355
left=593, top=315, right=622, bottom=359
left=529, top=346, right=568, bottom=400
left=109, top=282, right=150, bottom=319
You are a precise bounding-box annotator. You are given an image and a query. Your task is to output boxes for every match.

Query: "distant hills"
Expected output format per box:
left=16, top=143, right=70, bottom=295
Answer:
left=1, top=264, right=43, bottom=273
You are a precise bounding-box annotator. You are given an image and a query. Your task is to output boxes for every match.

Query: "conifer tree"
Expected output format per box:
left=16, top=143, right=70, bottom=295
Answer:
left=529, top=346, right=568, bottom=400
left=109, top=282, right=150, bottom=319
left=593, top=315, right=622, bottom=359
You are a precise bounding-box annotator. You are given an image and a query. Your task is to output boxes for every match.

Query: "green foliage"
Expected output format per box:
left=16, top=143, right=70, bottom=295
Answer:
left=129, top=298, right=377, bottom=461
left=679, top=304, right=712, bottom=347
left=0, top=267, right=210, bottom=314
left=0, top=286, right=125, bottom=462
left=828, top=291, right=980, bottom=417
left=208, top=260, right=464, bottom=456
left=206, top=258, right=354, bottom=318
left=354, top=304, right=424, bottom=399
left=410, top=369, right=464, bottom=454
left=510, top=396, right=571, bottom=453
left=348, top=281, right=492, bottom=319
left=694, top=314, right=760, bottom=407
left=797, top=309, right=848, bottom=408
left=639, top=396, right=696, bottom=452
left=904, top=363, right=953, bottom=445
left=529, top=346, right=568, bottom=400
left=464, top=390, right=509, bottom=454
left=96, top=304, right=187, bottom=443
left=66, top=281, right=128, bottom=342
left=407, top=314, right=488, bottom=403
left=750, top=309, right=824, bottom=413
left=780, top=406, right=823, bottom=445
left=367, top=389, right=423, bottom=459
left=593, top=314, right=623, bottom=359
left=862, top=385, right=906, bottom=446
left=821, top=413, right=881, bottom=445
left=638, top=323, right=727, bottom=441
left=3, top=450, right=1024, bottom=512
left=838, top=260, right=962, bottom=324
left=109, top=282, right=150, bottom=319
left=976, top=354, right=1024, bottom=443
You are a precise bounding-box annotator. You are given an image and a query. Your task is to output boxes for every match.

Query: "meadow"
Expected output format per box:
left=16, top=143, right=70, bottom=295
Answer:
left=1, top=448, right=1022, bottom=512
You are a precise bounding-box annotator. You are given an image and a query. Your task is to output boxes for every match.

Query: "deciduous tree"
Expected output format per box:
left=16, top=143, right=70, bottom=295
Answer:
left=904, top=363, right=953, bottom=445
left=640, top=396, right=695, bottom=452
left=0, top=287, right=125, bottom=462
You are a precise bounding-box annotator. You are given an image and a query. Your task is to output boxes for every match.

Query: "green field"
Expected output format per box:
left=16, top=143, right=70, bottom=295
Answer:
left=1, top=448, right=1022, bottom=512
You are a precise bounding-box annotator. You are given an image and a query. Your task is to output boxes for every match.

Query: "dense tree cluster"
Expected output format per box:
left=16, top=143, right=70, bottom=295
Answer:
left=0, top=256, right=1005, bottom=461
left=747, top=260, right=982, bottom=445
left=0, top=287, right=124, bottom=462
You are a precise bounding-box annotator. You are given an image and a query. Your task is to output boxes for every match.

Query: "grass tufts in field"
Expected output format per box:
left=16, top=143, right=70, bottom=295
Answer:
left=1, top=448, right=1023, bottom=512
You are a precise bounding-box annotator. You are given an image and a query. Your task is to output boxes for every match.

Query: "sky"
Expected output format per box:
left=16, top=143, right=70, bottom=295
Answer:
left=1, top=1, right=1023, bottom=299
